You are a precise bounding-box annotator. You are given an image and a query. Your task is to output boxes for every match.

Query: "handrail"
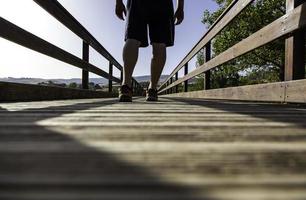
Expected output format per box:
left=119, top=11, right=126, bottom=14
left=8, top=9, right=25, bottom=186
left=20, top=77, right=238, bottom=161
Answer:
left=0, top=0, right=143, bottom=95
left=0, top=17, right=120, bottom=83
left=158, top=0, right=306, bottom=95
left=158, top=0, right=253, bottom=91
left=34, top=0, right=123, bottom=71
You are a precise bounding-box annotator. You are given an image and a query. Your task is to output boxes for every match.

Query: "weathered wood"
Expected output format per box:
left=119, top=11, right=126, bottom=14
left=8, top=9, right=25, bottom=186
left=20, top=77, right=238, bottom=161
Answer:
left=0, top=17, right=121, bottom=83
left=0, top=97, right=306, bottom=200
left=109, top=62, right=113, bottom=93
left=164, top=81, right=287, bottom=103
left=159, top=3, right=306, bottom=94
left=285, top=0, right=306, bottom=81
left=159, top=0, right=253, bottom=90
left=82, top=41, right=89, bottom=90
left=164, top=79, right=306, bottom=104
left=0, top=81, right=116, bottom=102
left=204, top=42, right=212, bottom=90
left=120, top=70, right=123, bottom=83
left=184, top=63, right=188, bottom=92
left=285, top=79, right=306, bottom=103
left=170, top=77, right=173, bottom=94
left=175, top=72, right=179, bottom=93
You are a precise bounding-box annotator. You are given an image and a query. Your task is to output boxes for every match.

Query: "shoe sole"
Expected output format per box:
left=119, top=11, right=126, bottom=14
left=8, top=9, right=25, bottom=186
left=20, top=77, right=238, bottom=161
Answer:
left=146, top=97, right=158, bottom=102
left=119, top=95, right=132, bottom=102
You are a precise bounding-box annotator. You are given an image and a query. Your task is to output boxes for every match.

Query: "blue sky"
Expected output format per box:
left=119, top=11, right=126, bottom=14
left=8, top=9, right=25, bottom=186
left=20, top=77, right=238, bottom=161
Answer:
left=0, top=0, right=218, bottom=79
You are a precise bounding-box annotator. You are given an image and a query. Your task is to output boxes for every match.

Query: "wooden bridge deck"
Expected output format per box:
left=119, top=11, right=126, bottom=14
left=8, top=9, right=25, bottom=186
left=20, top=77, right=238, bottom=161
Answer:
left=1, top=97, right=306, bottom=200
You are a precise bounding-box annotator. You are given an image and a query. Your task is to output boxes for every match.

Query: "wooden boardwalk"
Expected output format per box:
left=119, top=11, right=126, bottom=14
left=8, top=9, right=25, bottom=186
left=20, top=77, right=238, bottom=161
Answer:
left=1, top=97, right=306, bottom=200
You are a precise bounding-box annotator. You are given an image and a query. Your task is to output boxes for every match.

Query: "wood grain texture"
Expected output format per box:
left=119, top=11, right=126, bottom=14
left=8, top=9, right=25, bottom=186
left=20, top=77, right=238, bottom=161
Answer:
left=285, top=0, right=306, bottom=81
left=0, top=81, right=116, bottom=102
left=163, top=79, right=306, bottom=104
left=0, top=97, right=306, bottom=200
left=164, top=81, right=286, bottom=103
left=285, top=79, right=306, bottom=103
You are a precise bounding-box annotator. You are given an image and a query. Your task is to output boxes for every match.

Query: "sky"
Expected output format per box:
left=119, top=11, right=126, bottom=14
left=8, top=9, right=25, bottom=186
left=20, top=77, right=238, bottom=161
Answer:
left=0, top=0, right=218, bottom=79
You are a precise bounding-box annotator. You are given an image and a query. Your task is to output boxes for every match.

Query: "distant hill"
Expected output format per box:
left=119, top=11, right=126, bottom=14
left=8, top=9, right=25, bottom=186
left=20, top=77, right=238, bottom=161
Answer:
left=0, top=75, right=169, bottom=86
left=134, top=75, right=168, bottom=83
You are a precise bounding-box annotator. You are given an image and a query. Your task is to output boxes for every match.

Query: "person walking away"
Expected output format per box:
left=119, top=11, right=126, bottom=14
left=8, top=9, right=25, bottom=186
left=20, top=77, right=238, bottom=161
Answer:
left=116, top=0, right=184, bottom=102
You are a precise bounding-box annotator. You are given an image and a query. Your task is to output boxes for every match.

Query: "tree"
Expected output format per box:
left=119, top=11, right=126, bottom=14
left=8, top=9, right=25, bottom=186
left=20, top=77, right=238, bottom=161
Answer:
left=197, top=0, right=287, bottom=89
left=68, top=82, right=78, bottom=89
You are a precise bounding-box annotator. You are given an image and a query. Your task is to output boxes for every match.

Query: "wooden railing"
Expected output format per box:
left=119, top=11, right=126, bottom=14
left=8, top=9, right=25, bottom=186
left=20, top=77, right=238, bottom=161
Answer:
left=0, top=0, right=143, bottom=97
left=159, top=0, right=306, bottom=103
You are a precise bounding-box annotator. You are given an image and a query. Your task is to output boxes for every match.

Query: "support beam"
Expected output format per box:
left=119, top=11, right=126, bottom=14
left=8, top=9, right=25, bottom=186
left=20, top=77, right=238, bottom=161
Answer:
left=166, top=82, right=169, bottom=94
left=204, top=42, right=212, bottom=90
left=175, top=72, right=179, bottom=93
left=82, top=41, right=89, bottom=90
left=184, top=63, right=189, bottom=92
left=108, top=62, right=113, bottom=93
left=170, top=78, right=173, bottom=94
left=120, top=70, right=123, bottom=83
left=285, top=0, right=306, bottom=81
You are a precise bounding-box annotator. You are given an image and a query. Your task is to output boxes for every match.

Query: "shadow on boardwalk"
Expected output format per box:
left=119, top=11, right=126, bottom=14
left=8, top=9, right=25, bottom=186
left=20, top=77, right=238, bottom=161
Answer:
left=0, top=99, right=206, bottom=200
left=163, top=97, right=306, bottom=129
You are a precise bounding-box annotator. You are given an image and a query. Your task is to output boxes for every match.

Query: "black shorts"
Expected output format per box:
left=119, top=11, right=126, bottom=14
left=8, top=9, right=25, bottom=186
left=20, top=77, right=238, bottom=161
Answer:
left=125, top=0, right=175, bottom=47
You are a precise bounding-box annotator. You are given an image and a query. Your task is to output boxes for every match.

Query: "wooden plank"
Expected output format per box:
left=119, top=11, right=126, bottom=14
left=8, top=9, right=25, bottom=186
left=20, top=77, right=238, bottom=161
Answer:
left=1, top=97, right=306, bottom=199
left=159, top=3, right=306, bottom=94
left=0, top=81, right=116, bottom=102
left=0, top=188, right=306, bottom=200
left=33, top=0, right=123, bottom=71
left=2, top=127, right=306, bottom=143
left=285, top=0, right=306, bottom=81
left=1, top=141, right=306, bottom=153
left=164, top=79, right=306, bottom=104
left=0, top=17, right=121, bottom=83
left=164, top=81, right=286, bottom=103
left=285, top=79, right=306, bottom=103
left=159, top=0, right=253, bottom=90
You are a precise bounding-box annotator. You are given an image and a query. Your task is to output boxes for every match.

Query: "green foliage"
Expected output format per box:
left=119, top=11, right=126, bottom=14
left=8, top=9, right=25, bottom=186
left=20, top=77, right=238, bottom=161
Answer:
left=189, top=76, right=204, bottom=91
left=68, top=82, right=78, bottom=89
left=197, top=0, right=287, bottom=89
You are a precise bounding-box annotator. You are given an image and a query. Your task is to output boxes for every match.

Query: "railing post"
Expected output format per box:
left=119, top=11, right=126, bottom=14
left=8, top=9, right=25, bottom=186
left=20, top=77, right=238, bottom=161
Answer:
left=175, top=72, right=179, bottom=93
left=108, top=61, right=113, bottom=93
left=204, top=42, right=212, bottom=90
left=166, top=81, right=169, bottom=94
left=120, top=70, right=123, bottom=84
left=170, top=77, right=173, bottom=94
left=136, top=82, right=140, bottom=96
left=184, top=63, right=188, bottom=92
left=82, top=41, right=89, bottom=89
left=135, top=82, right=139, bottom=96
left=285, top=0, right=306, bottom=81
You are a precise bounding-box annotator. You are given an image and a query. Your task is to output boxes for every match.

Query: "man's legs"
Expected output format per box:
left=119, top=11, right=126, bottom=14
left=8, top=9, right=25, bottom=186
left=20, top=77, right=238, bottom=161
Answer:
left=122, top=39, right=141, bottom=87
left=149, top=43, right=167, bottom=90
